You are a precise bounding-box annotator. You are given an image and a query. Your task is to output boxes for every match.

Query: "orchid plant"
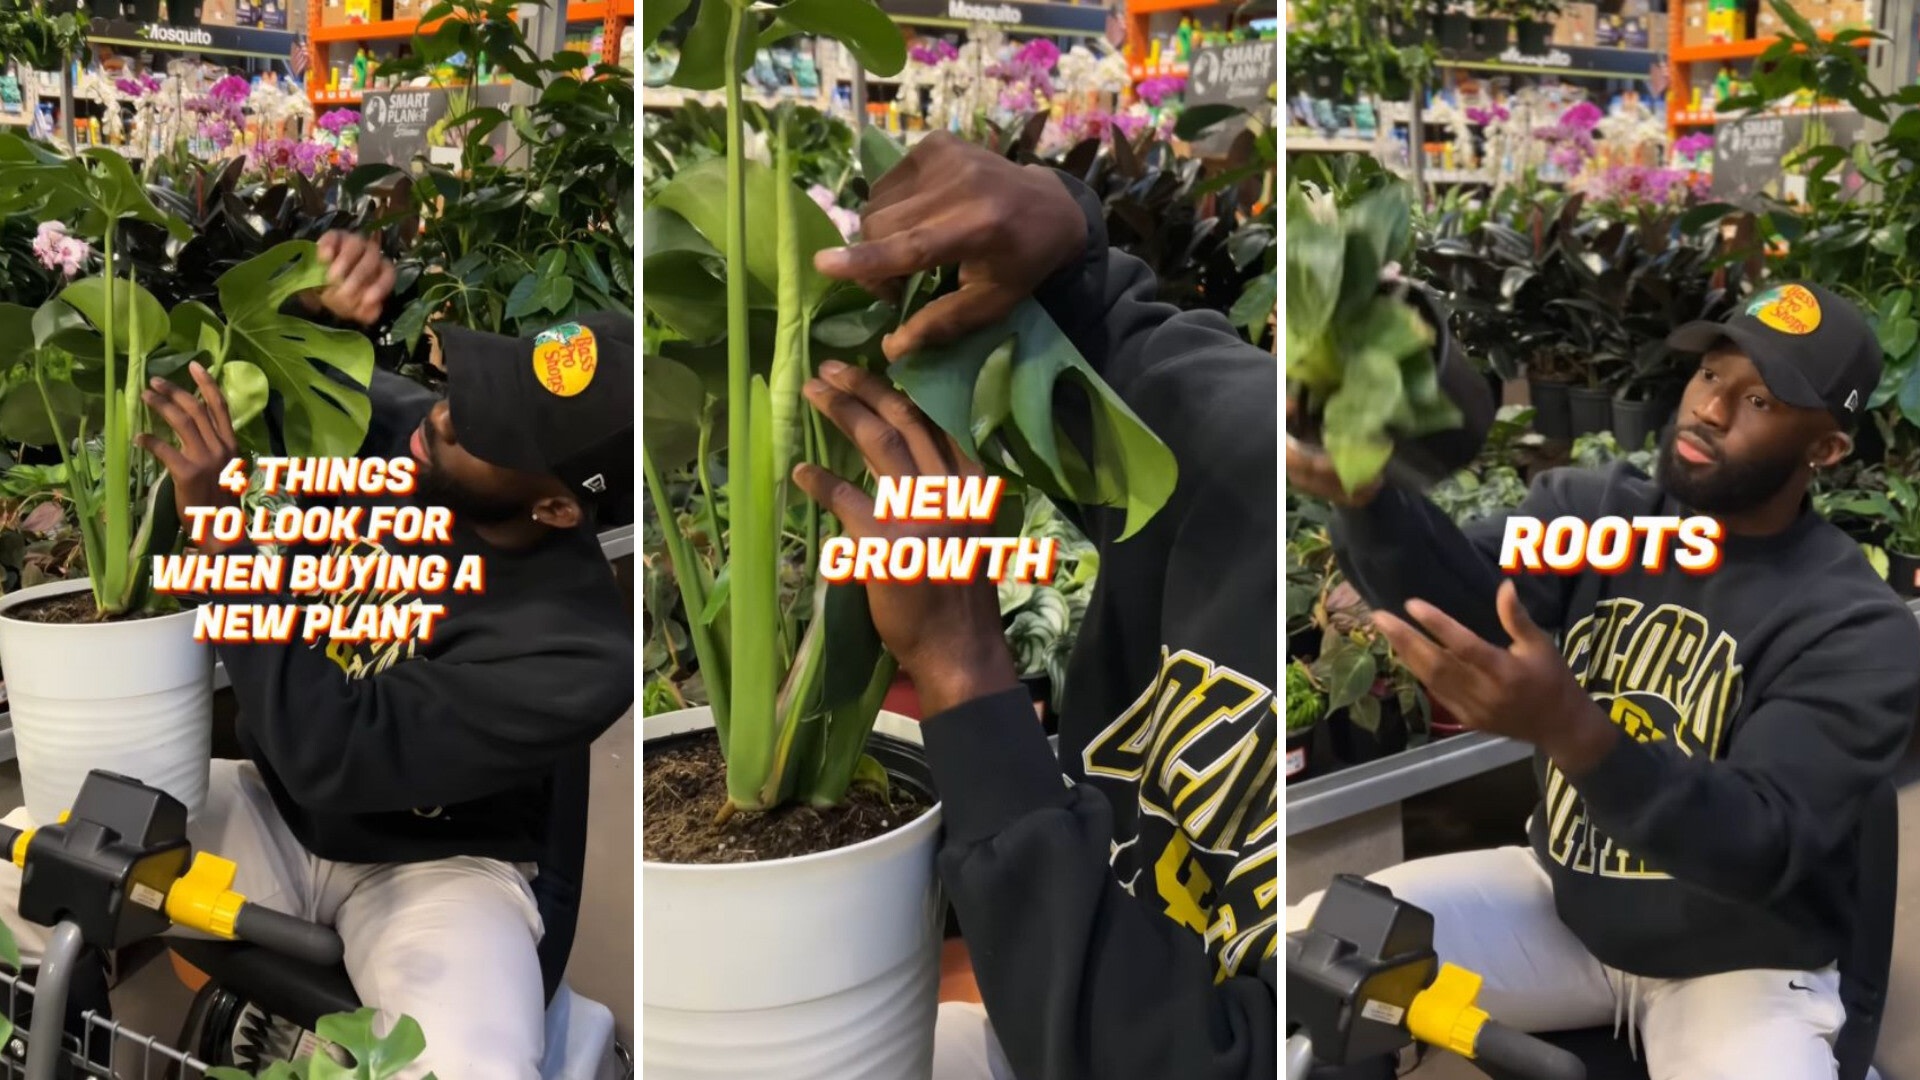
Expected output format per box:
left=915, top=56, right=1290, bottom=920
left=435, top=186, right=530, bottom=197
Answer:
left=0, top=136, right=373, bottom=617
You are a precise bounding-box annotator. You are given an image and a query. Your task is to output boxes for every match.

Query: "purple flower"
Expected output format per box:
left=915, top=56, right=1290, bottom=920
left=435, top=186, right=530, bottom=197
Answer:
left=209, top=75, right=250, bottom=105
left=1014, top=39, right=1059, bottom=71
left=909, top=38, right=958, bottom=66
left=1137, top=75, right=1185, bottom=107
left=319, top=108, right=361, bottom=134
left=1674, top=132, right=1714, bottom=162
left=1559, top=102, right=1604, bottom=131
left=292, top=141, right=330, bottom=178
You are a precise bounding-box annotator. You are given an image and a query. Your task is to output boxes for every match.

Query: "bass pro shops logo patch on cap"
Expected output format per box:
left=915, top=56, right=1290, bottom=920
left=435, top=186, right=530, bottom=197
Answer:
left=533, top=323, right=598, bottom=398
left=1747, top=284, right=1823, bottom=335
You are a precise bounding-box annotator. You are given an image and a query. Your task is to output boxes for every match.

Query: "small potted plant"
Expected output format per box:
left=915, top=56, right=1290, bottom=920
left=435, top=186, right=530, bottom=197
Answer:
left=1828, top=474, right=1920, bottom=598
left=1436, top=2, right=1473, bottom=48
left=1470, top=2, right=1512, bottom=51
left=1286, top=175, right=1493, bottom=495
left=1286, top=660, right=1325, bottom=780
left=1506, top=0, right=1563, bottom=54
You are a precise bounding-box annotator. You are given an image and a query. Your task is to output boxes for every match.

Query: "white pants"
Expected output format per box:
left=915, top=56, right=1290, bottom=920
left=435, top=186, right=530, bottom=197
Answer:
left=1286, top=846, right=1847, bottom=1079
left=0, top=760, right=548, bottom=1080
left=933, top=1001, right=1016, bottom=1080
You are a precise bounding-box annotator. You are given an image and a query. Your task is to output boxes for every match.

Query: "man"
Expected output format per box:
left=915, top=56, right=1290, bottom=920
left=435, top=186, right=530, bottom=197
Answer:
left=0, top=235, right=635, bottom=1079
left=1286, top=282, right=1920, bottom=1078
left=788, top=132, right=1277, bottom=1079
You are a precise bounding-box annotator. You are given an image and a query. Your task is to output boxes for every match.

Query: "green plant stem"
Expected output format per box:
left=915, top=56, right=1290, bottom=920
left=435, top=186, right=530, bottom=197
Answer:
left=721, top=0, right=778, bottom=811
left=643, top=447, right=729, bottom=743
left=98, top=224, right=131, bottom=615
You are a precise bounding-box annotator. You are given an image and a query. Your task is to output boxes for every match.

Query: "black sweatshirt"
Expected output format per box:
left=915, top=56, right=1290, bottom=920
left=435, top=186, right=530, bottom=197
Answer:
left=202, top=369, right=635, bottom=864
left=919, top=175, right=1277, bottom=1079
left=1332, top=462, right=1920, bottom=977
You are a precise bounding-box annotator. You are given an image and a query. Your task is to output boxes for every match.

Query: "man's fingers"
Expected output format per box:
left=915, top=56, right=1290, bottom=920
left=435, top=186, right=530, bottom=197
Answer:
left=803, top=376, right=918, bottom=477
left=317, top=231, right=341, bottom=262
left=186, top=363, right=235, bottom=449
left=817, top=361, right=953, bottom=474
left=815, top=225, right=969, bottom=287
left=1405, top=598, right=1506, bottom=670
left=886, top=284, right=1020, bottom=360
left=792, top=463, right=879, bottom=535
left=133, top=432, right=189, bottom=475
left=1496, top=581, right=1549, bottom=648
left=340, top=241, right=387, bottom=306
left=326, top=235, right=369, bottom=285
left=142, top=380, right=214, bottom=459
left=946, top=432, right=984, bottom=478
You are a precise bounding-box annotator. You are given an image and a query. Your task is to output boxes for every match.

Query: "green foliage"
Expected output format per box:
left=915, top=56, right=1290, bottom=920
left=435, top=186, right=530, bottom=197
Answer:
left=347, top=0, right=634, bottom=348
left=207, top=1009, right=435, bottom=1079
left=1285, top=660, right=1324, bottom=732
left=1286, top=178, right=1457, bottom=491
left=0, top=135, right=373, bottom=616
left=997, top=494, right=1096, bottom=713
left=642, top=0, right=1175, bottom=813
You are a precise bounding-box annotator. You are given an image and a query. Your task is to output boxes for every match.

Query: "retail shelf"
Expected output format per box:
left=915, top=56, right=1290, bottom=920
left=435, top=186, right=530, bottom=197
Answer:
left=1673, top=30, right=1868, bottom=63
left=566, top=0, right=632, bottom=22
left=1128, top=0, right=1235, bottom=13
left=1285, top=136, right=1380, bottom=154
left=1287, top=732, right=1534, bottom=837
left=1674, top=103, right=1855, bottom=127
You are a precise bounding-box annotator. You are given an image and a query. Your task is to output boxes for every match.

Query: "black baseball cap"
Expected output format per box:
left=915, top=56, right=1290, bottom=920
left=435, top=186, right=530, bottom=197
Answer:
left=432, top=312, right=634, bottom=520
left=1666, top=282, right=1882, bottom=424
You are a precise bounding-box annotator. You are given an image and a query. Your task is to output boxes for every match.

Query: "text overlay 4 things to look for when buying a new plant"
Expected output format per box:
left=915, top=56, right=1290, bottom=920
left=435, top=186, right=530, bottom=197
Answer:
left=151, top=458, right=483, bottom=645
left=819, top=476, right=1059, bottom=585
left=1499, top=516, right=1725, bottom=575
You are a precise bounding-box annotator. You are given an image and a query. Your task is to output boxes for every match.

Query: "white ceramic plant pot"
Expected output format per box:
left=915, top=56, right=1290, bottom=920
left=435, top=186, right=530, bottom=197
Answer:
left=0, top=579, right=214, bottom=824
left=643, top=706, right=945, bottom=1080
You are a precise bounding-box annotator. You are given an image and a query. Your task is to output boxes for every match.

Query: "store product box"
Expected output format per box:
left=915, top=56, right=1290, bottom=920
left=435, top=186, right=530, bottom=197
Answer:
left=1555, top=2, right=1597, bottom=46
left=1827, top=1, right=1873, bottom=31
left=200, top=0, right=237, bottom=25
left=1682, top=0, right=1711, bottom=47
left=1648, top=14, right=1668, bottom=52
left=317, top=0, right=351, bottom=26
left=390, top=0, right=428, bottom=21
left=1621, top=14, right=1649, bottom=48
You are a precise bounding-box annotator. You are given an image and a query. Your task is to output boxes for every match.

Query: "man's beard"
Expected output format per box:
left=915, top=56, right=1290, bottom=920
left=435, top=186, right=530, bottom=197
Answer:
left=414, top=460, right=528, bottom=526
left=1654, top=422, right=1803, bottom=515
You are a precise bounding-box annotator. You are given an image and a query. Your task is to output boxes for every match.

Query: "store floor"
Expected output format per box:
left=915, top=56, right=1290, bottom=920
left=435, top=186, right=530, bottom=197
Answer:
left=1401, top=759, right=1920, bottom=1079
left=0, top=708, right=635, bottom=1074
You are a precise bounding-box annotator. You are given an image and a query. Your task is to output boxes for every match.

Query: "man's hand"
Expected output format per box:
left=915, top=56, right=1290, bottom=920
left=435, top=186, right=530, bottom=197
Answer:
left=135, top=363, right=244, bottom=555
left=1370, top=581, right=1620, bottom=775
left=792, top=360, right=1020, bottom=716
left=1285, top=396, right=1381, bottom=507
left=814, top=131, right=1087, bottom=362
left=304, top=230, right=395, bottom=327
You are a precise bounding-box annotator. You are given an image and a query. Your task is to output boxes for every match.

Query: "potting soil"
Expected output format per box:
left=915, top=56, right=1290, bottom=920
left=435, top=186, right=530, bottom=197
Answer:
left=644, top=731, right=931, bottom=864
left=6, top=591, right=172, bottom=624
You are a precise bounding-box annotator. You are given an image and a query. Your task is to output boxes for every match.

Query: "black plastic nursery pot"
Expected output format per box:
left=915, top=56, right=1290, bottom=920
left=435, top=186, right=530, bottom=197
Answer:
left=1611, top=393, right=1674, bottom=453
left=1527, top=378, right=1574, bottom=440
left=1515, top=18, right=1552, bottom=54
left=1286, top=727, right=1314, bottom=781
left=1326, top=699, right=1410, bottom=767
left=1568, top=385, right=1613, bottom=437
left=1889, top=551, right=1920, bottom=599
left=1471, top=17, right=1511, bottom=50
left=1308, top=63, right=1343, bottom=99
left=1437, top=12, right=1472, bottom=48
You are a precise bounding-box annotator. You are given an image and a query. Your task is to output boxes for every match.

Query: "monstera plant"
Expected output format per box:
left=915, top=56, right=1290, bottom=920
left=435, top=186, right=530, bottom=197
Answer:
left=642, top=0, right=1176, bottom=818
left=0, top=134, right=373, bottom=618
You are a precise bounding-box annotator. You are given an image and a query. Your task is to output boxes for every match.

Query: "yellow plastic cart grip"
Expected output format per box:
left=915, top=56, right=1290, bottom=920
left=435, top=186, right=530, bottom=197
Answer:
left=165, top=853, right=247, bottom=939
left=1406, top=963, right=1492, bottom=1059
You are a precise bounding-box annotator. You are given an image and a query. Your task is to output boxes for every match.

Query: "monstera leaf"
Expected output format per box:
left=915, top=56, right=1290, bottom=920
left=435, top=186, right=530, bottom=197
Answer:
left=652, top=156, right=843, bottom=311
left=890, top=299, right=1176, bottom=540
left=216, top=242, right=375, bottom=457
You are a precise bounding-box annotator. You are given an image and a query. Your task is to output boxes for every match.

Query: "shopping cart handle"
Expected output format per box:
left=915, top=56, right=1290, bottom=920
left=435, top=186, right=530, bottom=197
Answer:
left=1474, top=1021, right=1585, bottom=1080
left=233, top=903, right=344, bottom=967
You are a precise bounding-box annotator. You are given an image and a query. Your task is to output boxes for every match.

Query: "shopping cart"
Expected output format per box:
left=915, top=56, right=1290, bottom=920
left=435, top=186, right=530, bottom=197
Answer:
left=1287, top=875, right=1585, bottom=1080
left=0, top=769, right=343, bottom=1080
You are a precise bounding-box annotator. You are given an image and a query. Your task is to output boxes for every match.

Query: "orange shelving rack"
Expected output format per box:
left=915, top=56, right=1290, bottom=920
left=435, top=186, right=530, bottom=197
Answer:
left=1665, top=2, right=1869, bottom=137
left=307, top=0, right=630, bottom=109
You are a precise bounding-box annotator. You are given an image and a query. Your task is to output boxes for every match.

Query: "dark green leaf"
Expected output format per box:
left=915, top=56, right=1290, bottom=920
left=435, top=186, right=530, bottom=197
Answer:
left=772, top=0, right=905, bottom=77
